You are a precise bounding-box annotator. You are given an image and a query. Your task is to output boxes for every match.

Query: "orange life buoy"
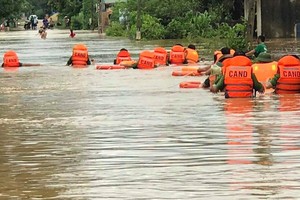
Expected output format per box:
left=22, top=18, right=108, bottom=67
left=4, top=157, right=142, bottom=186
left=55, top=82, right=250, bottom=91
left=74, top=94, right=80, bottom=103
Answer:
left=181, top=66, right=200, bottom=72
left=172, top=71, right=201, bottom=76
left=179, top=81, right=202, bottom=88
left=96, top=65, right=126, bottom=70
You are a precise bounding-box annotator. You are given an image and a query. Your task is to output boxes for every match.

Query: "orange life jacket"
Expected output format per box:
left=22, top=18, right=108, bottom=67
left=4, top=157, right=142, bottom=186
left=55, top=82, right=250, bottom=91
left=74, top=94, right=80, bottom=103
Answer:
left=274, top=56, right=300, bottom=94
left=276, top=65, right=300, bottom=94
left=116, top=50, right=131, bottom=64
left=153, top=47, right=168, bottom=65
left=252, top=61, right=278, bottom=84
left=137, top=50, right=155, bottom=69
left=277, top=55, right=300, bottom=66
left=185, top=48, right=199, bottom=63
left=72, top=44, right=88, bottom=66
left=169, top=45, right=185, bottom=64
left=224, top=65, right=254, bottom=98
left=222, top=56, right=252, bottom=75
left=3, top=50, right=20, bottom=67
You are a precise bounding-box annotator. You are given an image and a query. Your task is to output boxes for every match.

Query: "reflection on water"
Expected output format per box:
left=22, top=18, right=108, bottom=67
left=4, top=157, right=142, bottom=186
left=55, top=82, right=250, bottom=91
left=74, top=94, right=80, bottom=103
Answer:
left=0, top=30, right=300, bottom=199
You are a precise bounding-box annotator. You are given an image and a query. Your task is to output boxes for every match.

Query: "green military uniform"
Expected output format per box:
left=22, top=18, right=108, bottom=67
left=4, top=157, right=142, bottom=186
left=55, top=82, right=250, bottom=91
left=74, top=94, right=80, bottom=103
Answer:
left=254, top=43, right=267, bottom=57
left=268, top=74, right=280, bottom=87
left=214, top=73, right=264, bottom=93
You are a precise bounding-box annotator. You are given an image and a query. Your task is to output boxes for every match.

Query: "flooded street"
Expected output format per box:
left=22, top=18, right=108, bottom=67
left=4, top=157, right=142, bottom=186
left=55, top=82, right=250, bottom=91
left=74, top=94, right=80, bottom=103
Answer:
left=0, top=29, right=300, bottom=199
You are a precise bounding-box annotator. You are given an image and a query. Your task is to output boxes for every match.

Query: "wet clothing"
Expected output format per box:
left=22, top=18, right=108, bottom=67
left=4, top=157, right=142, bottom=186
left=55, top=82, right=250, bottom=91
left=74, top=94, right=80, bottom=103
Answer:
left=224, top=65, right=254, bottom=98
left=2, top=63, right=22, bottom=67
left=169, top=45, right=185, bottom=64
left=70, top=32, right=76, bottom=38
left=185, top=48, right=199, bottom=63
left=214, top=56, right=264, bottom=97
left=2, top=50, right=22, bottom=67
left=269, top=55, right=300, bottom=94
left=203, top=62, right=222, bottom=87
left=203, top=55, right=232, bottom=88
left=153, top=47, right=168, bottom=65
left=276, top=65, right=300, bottom=94
left=137, top=51, right=155, bottom=69
left=67, top=57, right=91, bottom=66
left=67, top=44, right=91, bottom=66
left=254, top=43, right=267, bottom=57
left=114, top=50, right=131, bottom=65
left=130, top=51, right=157, bottom=69
left=214, top=73, right=263, bottom=97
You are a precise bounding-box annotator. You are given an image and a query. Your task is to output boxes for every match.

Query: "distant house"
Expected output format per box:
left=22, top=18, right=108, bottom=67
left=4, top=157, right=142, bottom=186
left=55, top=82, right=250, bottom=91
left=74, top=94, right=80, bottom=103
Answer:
left=253, top=0, right=300, bottom=38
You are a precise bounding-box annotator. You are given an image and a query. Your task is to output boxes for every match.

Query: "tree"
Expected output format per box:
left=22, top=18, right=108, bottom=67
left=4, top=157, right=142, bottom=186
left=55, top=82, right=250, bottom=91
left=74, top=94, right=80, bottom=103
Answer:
left=48, top=0, right=83, bottom=18
left=82, top=0, right=98, bottom=30
left=0, top=0, right=28, bottom=19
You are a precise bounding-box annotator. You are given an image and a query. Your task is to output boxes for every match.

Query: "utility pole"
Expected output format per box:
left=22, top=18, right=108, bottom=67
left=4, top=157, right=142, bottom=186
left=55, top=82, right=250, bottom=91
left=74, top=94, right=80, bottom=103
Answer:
left=97, top=0, right=103, bottom=34
left=136, top=0, right=142, bottom=40
left=244, top=0, right=256, bottom=46
left=91, top=0, right=94, bottom=31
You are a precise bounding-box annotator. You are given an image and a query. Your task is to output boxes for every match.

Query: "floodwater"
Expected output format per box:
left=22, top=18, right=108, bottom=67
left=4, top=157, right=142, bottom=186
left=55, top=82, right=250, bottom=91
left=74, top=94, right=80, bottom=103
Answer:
left=0, top=29, right=300, bottom=200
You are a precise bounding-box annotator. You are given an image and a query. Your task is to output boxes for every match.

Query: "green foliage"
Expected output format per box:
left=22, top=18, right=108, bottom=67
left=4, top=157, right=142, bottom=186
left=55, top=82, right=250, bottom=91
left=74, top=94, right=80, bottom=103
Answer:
left=48, top=0, right=83, bottom=20
left=218, top=22, right=248, bottom=51
left=127, top=24, right=137, bottom=40
left=123, top=11, right=165, bottom=40
left=109, top=1, right=128, bottom=23
left=165, top=11, right=214, bottom=39
left=187, top=11, right=214, bottom=38
left=71, top=12, right=84, bottom=30
left=165, top=18, right=188, bottom=39
left=105, top=21, right=127, bottom=37
left=82, top=0, right=98, bottom=30
left=139, top=14, right=166, bottom=40
left=35, top=9, right=45, bottom=18
left=139, top=0, right=200, bottom=26
left=0, top=0, right=27, bottom=19
left=105, top=0, right=247, bottom=51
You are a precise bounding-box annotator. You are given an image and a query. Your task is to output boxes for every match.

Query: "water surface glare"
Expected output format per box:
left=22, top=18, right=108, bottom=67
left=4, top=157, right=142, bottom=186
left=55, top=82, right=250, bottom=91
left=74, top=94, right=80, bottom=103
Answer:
left=0, top=30, right=300, bottom=200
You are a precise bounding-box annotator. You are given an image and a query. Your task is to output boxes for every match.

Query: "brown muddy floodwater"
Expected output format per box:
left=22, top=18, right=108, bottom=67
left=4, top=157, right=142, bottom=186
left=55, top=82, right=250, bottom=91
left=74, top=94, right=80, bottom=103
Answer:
left=0, top=29, right=300, bottom=199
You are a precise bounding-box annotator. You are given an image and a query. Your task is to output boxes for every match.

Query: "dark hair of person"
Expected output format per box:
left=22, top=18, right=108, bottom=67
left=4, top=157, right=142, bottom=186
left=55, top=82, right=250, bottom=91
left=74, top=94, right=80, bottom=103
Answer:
left=280, top=54, right=300, bottom=60
left=220, top=47, right=230, bottom=55
left=213, top=55, right=218, bottom=63
left=120, top=48, right=128, bottom=51
left=291, top=54, right=300, bottom=59
left=187, top=44, right=196, bottom=50
left=233, top=50, right=246, bottom=57
left=258, top=35, right=265, bottom=42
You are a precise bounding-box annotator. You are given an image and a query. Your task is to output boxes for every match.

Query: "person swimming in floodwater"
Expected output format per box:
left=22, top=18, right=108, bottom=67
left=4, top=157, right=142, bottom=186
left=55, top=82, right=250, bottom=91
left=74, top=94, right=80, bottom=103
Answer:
left=38, top=26, right=47, bottom=39
left=2, top=50, right=41, bottom=67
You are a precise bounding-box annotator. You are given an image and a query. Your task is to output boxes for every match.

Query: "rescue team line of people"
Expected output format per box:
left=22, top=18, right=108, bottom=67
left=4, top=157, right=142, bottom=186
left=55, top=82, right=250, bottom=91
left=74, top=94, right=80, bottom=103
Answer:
left=2, top=37, right=300, bottom=98
left=110, top=43, right=200, bottom=69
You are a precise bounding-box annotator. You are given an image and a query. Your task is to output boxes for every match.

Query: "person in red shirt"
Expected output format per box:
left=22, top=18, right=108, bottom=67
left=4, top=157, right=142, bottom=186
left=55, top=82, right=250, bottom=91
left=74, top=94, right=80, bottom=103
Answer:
left=69, top=29, right=76, bottom=38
